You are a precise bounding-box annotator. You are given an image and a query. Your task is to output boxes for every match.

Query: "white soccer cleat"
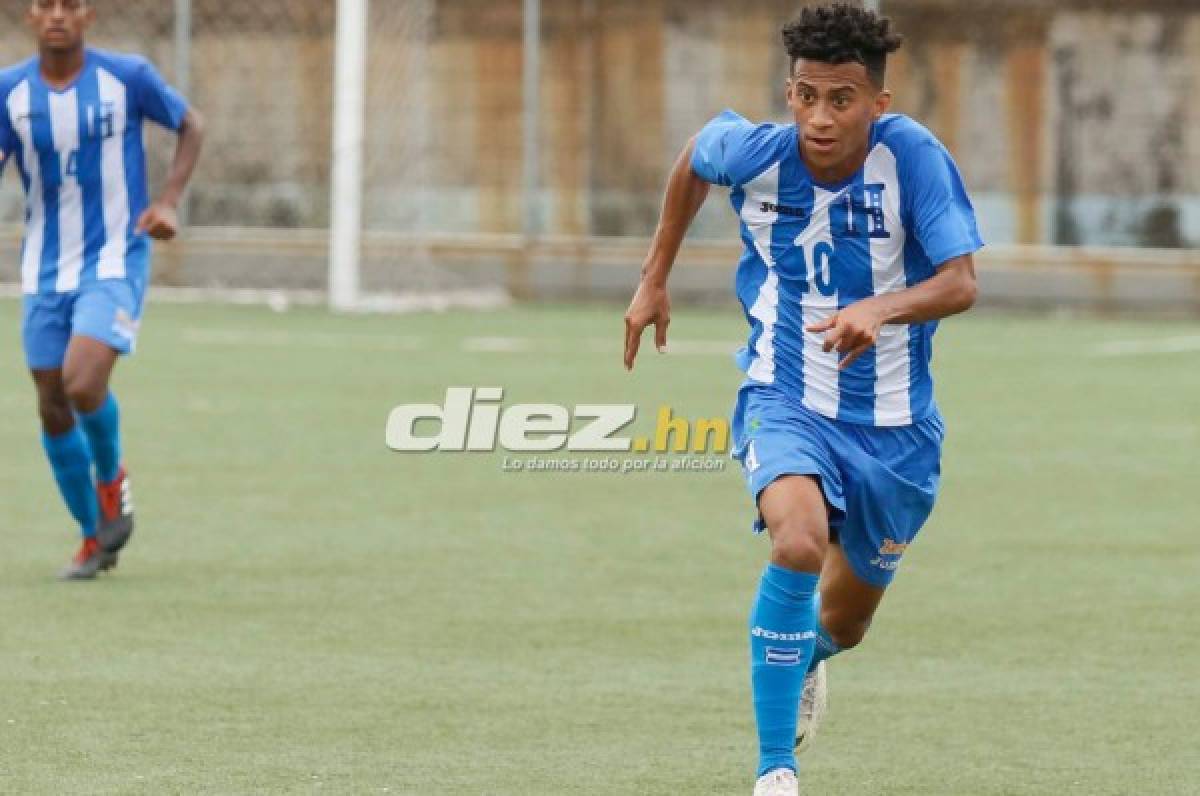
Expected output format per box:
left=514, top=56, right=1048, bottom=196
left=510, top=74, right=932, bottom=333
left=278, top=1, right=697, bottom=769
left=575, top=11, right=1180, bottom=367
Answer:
left=753, top=768, right=798, bottom=796
left=794, top=660, right=828, bottom=754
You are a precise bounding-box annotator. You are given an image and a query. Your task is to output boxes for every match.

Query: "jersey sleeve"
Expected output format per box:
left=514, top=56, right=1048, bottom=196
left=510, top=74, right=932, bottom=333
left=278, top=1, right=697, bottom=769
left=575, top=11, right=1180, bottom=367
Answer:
left=902, top=139, right=983, bottom=267
left=132, top=58, right=188, bottom=132
left=691, top=109, right=781, bottom=188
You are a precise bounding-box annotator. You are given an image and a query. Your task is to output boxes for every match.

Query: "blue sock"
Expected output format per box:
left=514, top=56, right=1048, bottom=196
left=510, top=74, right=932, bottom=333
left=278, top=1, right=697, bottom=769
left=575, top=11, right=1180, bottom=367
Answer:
left=42, top=426, right=98, bottom=539
left=807, top=594, right=843, bottom=673
left=750, top=563, right=819, bottom=777
left=78, top=392, right=121, bottom=483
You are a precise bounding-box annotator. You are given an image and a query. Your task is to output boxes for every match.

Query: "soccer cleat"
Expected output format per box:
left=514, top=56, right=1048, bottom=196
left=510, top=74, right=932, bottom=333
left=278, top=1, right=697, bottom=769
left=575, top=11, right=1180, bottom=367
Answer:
left=58, top=538, right=118, bottom=581
left=96, top=467, right=134, bottom=553
left=753, top=768, right=798, bottom=796
left=795, top=660, right=828, bottom=754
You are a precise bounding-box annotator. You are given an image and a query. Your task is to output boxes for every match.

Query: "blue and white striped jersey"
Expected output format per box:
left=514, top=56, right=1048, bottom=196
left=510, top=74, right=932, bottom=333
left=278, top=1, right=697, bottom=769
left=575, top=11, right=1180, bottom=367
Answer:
left=693, top=110, right=982, bottom=427
left=0, top=48, right=188, bottom=296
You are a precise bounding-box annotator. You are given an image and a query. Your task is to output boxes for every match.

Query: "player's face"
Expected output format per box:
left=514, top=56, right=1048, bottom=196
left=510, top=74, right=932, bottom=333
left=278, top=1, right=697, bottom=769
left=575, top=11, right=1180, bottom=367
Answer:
left=787, top=59, right=892, bottom=181
left=27, top=0, right=94, bottom=54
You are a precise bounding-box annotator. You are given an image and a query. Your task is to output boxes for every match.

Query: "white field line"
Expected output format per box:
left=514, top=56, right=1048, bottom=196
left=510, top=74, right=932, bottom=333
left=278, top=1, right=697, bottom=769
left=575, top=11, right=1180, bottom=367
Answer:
left=453, top=336, right=736, bottom=356
left=0, top=284, right=511, bottom=313
left=633, top=339, right=736, bottom=356
left=461, top=336, right=536, bottom=353
left=181, top=329, right=737, bottom=357
left=182, top=328, right=424, bottom=351
left=1092, top=336, right=1200, bottom=357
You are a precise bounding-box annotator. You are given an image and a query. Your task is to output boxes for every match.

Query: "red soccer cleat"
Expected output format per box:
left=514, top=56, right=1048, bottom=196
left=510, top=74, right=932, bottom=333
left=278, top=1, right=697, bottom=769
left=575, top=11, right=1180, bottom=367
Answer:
left=97, top=467, right=135, bottom=553
left=58, top=537, right=117, bottom=580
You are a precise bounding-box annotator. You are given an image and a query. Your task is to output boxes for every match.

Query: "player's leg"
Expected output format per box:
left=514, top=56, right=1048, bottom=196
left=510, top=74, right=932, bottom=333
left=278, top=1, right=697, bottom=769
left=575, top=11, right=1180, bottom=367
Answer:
left=31, top=368, right=115, bottom=579
left=818, top=414, right=943, bottom=640
left=750, top=474, right=828, bottom=784
left=792, top=415, right=943, bottom=751
left=32, top=368, right=98, bottom=539
left=793, top=541, right=886, bottom=753
left=64, top=335, right=133, bottom=553
left=66, top=280, right=141, bottom=553
left=64, top=334, right=121, bottom=470
left=810, top=540, right=886, bottom=669
left=734, top=386, right=846, bottom=792
left=24, top=294, right=111, bottom=578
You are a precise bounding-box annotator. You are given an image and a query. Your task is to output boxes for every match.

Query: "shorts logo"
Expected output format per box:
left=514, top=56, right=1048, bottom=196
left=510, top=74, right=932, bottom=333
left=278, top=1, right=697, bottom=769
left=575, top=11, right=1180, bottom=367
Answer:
left=764, top=647, right=803, bottom=666
left=112, top=309, right=140, bottom=342
left=871, top=538, right=909, bottom=571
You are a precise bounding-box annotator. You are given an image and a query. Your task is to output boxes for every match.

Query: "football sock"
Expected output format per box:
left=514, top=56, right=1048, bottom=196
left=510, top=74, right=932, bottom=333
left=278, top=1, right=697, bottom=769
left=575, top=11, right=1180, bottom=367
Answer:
left=807, top=594, right=843, bottom=673
left=750, top=563, right=819, bottom=776
left=42, top=426, right=98, bottom=539
left=78, top=392, right=121, bottom=483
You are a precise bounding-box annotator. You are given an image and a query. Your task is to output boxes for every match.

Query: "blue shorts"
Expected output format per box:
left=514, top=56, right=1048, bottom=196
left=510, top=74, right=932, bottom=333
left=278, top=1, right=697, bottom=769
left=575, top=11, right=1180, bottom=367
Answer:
left=731, top=384, right=945, bottom=588
left=22, top=278, right=146, bottom=370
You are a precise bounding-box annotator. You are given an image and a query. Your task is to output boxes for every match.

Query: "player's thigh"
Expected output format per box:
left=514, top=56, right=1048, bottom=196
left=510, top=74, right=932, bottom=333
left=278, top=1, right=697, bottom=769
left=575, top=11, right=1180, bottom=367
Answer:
left=63, top=280, right=139, bottom=409
left=69, top=278, right=142, bottom=357
left=22, top=294, right=73, bottom=372
left=733, top=385, right=847, bottom=533
left=758, top=474, right=831, bottom=573
left=62, top=335, right=119, bottom=410
left=819, top=541, right=885, bottom=649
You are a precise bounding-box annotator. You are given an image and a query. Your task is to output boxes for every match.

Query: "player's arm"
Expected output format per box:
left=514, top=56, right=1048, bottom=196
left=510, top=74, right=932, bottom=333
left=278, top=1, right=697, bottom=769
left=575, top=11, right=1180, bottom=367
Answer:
left=136, top=107, right=206, bottom=241
left=623, top=136, right=711, bottom=370
left=807, top=256, right=977, bottom=369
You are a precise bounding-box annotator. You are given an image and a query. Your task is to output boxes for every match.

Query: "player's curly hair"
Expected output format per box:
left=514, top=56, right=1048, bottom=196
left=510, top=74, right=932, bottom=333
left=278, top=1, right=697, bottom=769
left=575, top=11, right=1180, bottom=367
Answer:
left=781, top=3, right=904, bottom=87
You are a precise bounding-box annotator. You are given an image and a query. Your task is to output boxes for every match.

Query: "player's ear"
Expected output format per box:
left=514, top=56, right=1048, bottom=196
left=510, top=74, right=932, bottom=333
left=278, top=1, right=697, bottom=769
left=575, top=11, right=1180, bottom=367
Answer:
left=873, top=89, right=893, bottom=120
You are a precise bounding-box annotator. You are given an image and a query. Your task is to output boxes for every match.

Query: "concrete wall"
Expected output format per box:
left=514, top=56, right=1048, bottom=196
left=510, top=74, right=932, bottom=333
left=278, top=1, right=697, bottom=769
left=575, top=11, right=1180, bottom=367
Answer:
left=1, top=0, right=1197, bottom=248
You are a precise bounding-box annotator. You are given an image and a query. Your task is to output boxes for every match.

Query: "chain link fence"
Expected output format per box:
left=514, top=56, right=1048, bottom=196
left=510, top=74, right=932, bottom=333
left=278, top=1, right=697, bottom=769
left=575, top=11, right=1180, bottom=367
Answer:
left=1, top=0, right=1198, bottom=300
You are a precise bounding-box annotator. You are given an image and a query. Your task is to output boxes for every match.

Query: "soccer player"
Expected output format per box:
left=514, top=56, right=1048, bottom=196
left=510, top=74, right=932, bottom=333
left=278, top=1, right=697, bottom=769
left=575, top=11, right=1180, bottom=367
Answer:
left=623, top=4, right=981, bottom=793
left=0, top=0, right=205, bottom=579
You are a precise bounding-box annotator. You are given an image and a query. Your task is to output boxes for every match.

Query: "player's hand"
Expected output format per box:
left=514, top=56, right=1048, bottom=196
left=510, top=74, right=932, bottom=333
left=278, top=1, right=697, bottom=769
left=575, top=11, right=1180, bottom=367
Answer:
left=623, top=279, right=671, bottom=371
left=135, top=202, right=179, bottom=241
left=806, top=299, right=887, bottom=370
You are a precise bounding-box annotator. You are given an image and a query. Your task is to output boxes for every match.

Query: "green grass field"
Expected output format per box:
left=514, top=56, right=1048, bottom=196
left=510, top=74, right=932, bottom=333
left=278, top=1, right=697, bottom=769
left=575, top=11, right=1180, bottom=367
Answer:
left=1, top=298, right=1197, bottom=795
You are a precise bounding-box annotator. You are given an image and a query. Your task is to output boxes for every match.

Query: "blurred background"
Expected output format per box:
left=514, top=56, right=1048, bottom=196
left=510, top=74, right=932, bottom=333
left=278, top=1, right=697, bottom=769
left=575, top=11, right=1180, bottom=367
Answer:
left=1, top=0, right=1197, bottom=309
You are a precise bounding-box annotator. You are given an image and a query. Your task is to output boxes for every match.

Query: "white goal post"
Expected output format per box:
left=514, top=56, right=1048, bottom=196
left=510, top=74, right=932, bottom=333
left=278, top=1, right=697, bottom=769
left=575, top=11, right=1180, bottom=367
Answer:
left=327, top=0, right=542, bottom=312
left=329, top=0, right=369, bottom=311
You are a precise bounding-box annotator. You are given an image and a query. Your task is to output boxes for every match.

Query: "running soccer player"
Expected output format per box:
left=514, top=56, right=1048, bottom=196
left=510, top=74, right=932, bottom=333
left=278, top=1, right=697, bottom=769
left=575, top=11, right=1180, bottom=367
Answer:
left=0, top=0, right=205, bottom=579
left=623, top=5, right=980, bottom=794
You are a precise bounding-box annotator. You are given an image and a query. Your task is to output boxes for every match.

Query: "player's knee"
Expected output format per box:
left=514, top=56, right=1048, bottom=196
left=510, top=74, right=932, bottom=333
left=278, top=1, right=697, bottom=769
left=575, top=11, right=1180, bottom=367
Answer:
left=821, top=610, right=871, bottom=650
left=37, top=394, right=73, bottom=435
left=768, top=519, right=827, bottom=574
left=62, top=372, right=105, bottom=413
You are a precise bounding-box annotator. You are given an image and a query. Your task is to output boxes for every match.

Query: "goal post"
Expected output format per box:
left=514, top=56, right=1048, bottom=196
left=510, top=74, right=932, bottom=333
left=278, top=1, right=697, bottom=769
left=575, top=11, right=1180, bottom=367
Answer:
left=329, top=0, right=369, bottom=311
